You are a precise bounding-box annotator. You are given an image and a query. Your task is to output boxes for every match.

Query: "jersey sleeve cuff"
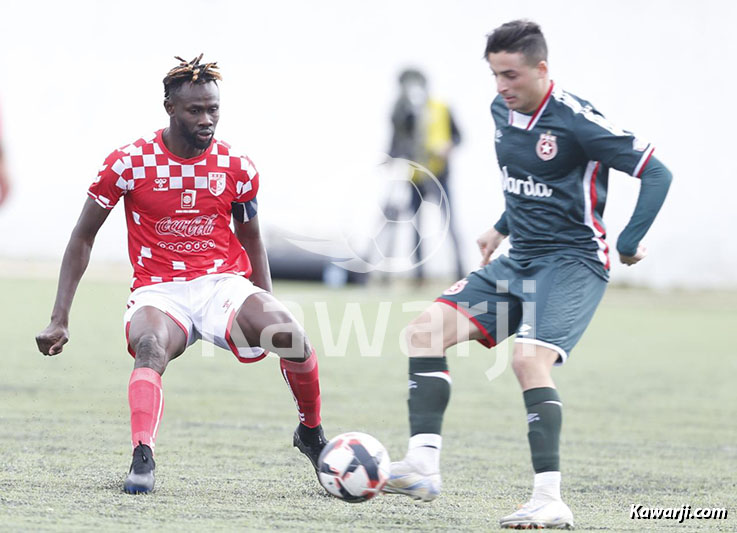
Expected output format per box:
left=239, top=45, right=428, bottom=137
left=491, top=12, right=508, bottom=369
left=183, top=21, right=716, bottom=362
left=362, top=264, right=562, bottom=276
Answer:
left=88, top=190, right=115, bottom=210
left=633, top=145, right=655, bottom=178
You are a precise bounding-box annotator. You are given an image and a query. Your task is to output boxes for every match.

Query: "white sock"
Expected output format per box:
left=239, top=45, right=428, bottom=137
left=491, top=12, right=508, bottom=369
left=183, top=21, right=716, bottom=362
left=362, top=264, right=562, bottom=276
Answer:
left=532, top=471, right=561, bottom=502
left=406, top=433, right=441, bottom=474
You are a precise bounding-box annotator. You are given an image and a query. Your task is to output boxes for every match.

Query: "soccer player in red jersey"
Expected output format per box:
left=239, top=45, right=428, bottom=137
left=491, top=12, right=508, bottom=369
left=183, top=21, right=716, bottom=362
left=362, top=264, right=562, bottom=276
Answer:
left=35, top=56, right=327, bottom=494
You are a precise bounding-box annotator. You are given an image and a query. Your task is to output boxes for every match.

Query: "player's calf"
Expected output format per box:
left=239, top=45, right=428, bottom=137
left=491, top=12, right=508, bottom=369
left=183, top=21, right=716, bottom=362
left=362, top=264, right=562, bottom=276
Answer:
left=281, top=351, right=322, bottom=421
left=281, top=350, right=326, bottom=476
left=385, top=356, right=451, bottom=502
left=269, top=329, right=311, bottom=360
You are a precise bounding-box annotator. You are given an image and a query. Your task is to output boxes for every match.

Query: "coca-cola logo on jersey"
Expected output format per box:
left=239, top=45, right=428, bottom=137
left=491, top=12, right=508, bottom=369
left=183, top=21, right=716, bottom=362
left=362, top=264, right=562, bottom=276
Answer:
left=155, top=215, right=217, bottom=237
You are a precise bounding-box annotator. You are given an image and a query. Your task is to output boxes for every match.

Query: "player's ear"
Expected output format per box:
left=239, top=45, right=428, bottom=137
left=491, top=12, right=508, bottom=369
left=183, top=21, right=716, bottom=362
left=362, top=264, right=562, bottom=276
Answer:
left=164, top=98, right=175, bottom=117
left=536, top=60, right=549, bottom=79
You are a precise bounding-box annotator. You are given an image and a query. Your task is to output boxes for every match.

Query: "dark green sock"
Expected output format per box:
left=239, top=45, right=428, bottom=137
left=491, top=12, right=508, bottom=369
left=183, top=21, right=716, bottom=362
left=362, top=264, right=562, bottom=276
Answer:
left=408, top=357, right=451, bottom=436
left=523, top=387, right=562, bottom=473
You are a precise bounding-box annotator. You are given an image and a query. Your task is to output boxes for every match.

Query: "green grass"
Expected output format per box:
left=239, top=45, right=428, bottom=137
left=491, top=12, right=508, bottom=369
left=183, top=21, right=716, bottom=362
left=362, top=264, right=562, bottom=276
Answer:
left=1, top=277, right=736, bottom=532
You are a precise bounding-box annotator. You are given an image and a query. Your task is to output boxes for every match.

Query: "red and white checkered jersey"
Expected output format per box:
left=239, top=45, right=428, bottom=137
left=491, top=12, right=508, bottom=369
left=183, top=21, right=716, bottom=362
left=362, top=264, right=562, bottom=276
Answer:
left=88, top=129, right=259, bottom=290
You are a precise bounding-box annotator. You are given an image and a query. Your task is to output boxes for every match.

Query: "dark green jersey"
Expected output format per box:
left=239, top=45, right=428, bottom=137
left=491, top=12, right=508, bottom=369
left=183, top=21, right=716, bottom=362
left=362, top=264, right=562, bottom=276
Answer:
left=491, top=82, right=655, bottom=277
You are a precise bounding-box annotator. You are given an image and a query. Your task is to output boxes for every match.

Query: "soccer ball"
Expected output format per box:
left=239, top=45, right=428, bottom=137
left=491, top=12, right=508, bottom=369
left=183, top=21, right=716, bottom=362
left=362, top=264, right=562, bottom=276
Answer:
left=317, top=432, right=391, bottom=503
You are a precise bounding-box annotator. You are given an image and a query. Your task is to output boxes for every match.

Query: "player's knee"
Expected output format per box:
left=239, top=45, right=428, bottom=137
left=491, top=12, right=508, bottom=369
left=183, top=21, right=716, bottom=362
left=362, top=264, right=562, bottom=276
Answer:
left=511, top=353, right=529, bottom=379
left=404, top=318, right=428, bottom=351
left=270, top=329, right=294, bottom=349
left=263, top=318, right=308, bottom=359
left=511, top=346, right=550, bottom=381
left=273, top=332, right=307, bottom=359
left=133, top=334, right=168, bottom=371
left=405, top=315, right=442, bottom=353
left=280, top=338, right=313, bottom=362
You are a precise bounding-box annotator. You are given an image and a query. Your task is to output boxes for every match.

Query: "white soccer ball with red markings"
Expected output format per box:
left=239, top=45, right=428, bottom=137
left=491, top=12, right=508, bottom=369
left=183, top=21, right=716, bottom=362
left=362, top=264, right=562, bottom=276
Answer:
left=317, top=432, right=390, bottom=503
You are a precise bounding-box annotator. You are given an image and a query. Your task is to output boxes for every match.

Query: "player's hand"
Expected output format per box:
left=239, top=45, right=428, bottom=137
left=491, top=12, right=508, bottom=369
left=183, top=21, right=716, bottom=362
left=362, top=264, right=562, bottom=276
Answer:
left=35, top=323, right=69, bottom=356
left=477, top=227, right=506, bottom=266
left=619, top=244, right=647, bottom=266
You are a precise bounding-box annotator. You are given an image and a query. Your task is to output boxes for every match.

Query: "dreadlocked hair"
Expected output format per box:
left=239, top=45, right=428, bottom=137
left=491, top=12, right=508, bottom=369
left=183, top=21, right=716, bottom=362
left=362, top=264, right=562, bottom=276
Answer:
left=163, top=54, right=222, bottom=100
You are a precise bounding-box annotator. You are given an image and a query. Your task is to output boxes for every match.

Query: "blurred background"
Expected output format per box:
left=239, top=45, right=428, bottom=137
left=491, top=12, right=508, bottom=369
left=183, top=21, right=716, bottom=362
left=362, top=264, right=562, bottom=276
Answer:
left=0, top=0, right=735, bottom=289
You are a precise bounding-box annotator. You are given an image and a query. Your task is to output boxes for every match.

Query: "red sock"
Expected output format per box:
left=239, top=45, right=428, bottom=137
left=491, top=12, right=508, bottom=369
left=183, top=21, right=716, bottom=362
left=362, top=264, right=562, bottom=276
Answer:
left=280, top=350, right=321, bottom=428
left=128, top=367, right=164, bottom=452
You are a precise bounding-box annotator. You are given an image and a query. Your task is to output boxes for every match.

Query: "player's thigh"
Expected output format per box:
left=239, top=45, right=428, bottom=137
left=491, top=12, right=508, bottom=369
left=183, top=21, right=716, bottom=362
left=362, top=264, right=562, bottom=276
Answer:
left=433, top=263, right=524, bottom=351
left=127, top=305, right=188, bottom=362
left=405, top=301, right=484, bottom=356
left=189, top=274, right=269, bottom=363
left=235, top=291, right=309, bottom=358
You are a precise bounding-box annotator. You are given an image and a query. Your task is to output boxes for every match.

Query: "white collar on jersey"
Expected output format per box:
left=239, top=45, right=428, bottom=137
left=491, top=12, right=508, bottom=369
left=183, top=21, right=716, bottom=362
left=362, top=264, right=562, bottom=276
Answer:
left=507, top=80, right=555, bottom=131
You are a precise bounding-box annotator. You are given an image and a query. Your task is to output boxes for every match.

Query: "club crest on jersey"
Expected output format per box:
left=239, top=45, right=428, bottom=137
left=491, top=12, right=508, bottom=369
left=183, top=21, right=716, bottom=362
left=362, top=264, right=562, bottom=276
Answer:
left=208, top=172, right=226, bottom=196
left=443, top=279, right=468, bottom=296
left=536, top=133, right=558, bottom=161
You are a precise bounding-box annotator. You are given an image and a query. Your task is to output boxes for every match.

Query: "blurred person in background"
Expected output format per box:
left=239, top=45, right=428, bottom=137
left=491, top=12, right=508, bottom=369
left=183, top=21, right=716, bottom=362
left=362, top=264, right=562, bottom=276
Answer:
left=386, top=69, right=464, bottom=283
left=0, top=104, right=10, bottom=207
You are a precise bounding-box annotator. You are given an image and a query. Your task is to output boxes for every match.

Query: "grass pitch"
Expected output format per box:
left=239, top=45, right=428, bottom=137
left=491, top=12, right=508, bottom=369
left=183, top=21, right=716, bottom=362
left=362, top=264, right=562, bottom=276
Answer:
left=0, top=275, right=735, bottom=532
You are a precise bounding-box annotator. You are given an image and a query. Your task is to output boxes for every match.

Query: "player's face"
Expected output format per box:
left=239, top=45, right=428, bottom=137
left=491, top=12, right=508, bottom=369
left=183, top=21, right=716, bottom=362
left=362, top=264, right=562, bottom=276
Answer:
left=486, top=51, right=548, bottom=114
left=401, top=80, right=428, bottom=107
left=167, top=82, right=220, bottom=150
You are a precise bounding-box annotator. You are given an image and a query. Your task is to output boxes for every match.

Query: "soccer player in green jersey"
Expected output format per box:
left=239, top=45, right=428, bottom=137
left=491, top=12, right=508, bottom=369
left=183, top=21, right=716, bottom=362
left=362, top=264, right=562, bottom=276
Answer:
left=383, top=20, right=672, bottom=529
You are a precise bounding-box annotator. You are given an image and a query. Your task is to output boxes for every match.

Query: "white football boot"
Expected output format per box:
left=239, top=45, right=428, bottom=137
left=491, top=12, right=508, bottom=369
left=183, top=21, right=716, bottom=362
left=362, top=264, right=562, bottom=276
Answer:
left=499, top=498, right=574, bottom=529
left=382, top=457, right=441, bottom=502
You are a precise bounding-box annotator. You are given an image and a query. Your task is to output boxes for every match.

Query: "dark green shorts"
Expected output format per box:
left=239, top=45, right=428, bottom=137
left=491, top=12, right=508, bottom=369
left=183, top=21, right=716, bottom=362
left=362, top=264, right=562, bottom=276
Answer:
left=436, top=254, right=607, bottom=364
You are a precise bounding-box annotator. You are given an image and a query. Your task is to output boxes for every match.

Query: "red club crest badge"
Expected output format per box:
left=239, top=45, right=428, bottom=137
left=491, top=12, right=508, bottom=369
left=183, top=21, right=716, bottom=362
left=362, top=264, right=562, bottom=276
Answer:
left=443, top=279, right=468, bottom=296
left=208, top=172, right=226, bottom=196
left=536, top=133, right=558, bottom=161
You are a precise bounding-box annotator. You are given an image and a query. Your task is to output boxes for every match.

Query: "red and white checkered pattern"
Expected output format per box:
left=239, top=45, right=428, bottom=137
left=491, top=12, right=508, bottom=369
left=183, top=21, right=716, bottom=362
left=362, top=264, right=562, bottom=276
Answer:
left=88, top=130, right=259, bottom=290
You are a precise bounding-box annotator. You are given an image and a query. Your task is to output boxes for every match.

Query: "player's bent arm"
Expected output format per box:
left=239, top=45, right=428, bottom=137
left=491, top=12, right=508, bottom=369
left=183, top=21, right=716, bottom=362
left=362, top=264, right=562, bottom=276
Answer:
left=36, top=198, right=111, bottom=355
left=616, top=156, right=672, bottom=264
left=234, top=214, right=273, bottom=293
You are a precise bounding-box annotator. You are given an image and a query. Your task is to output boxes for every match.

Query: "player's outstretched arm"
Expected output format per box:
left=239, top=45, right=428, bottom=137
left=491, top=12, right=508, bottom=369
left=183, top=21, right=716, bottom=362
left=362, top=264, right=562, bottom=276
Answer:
left=36, top=198, right=111, bottom=355
left=617, top=156, right=672, bottom=266
left=234, top=214, right=273, bottom=293
left=477, top=212, right=509, bottom=266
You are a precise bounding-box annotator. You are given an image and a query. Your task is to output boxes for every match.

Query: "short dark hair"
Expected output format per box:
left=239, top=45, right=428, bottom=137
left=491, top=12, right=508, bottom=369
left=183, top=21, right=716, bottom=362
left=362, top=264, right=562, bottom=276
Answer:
left=399, top=68, right=427, bottom=87
left=163, top=54, right=222, bottom=100
left=484, top=20, right=547, bottom=65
